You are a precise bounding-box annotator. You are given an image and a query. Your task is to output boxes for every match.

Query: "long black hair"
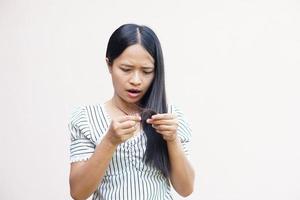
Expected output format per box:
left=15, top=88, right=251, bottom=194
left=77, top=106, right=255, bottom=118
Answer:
left=105, top=24, right=170, bottom=177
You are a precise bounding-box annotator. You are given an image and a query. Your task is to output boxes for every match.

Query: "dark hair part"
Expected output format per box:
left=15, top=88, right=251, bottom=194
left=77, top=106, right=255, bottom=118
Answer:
left=106, top=24, right=170, bottom=177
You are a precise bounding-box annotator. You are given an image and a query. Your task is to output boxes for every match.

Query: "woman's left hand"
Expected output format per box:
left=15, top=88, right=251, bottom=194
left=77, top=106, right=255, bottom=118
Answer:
left=146, top=113, right=178, bottom=142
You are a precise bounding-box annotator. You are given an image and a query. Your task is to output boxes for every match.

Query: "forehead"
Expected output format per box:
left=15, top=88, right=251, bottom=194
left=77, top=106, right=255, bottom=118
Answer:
left=115, top=44, right=155, bottom=67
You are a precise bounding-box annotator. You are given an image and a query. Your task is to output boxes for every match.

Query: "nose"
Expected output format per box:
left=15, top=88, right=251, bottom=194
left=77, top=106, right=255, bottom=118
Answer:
left=129, top=71, right=142, bottom=85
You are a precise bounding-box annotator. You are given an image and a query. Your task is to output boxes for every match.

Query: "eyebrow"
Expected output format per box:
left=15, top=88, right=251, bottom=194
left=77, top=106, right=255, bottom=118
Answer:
left=122, top=64, right=154, bottom=69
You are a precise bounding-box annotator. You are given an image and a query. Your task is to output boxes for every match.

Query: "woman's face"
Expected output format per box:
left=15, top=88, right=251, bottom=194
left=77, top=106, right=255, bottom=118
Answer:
left=108, top=44, right=155, bottom=104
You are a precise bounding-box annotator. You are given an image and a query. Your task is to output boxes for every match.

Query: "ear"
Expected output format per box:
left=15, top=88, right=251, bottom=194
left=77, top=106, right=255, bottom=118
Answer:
left=106, top=57, right=112, bottom=73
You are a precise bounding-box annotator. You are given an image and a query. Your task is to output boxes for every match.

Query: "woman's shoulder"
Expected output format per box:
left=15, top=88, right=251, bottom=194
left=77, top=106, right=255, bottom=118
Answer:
left=168, top=103, right=184, bottom=115
left=69, top=103, right=107, bottom=119
left=168, top=102, right=192, bottom=141
left=68, top=102, right=110, bottom=143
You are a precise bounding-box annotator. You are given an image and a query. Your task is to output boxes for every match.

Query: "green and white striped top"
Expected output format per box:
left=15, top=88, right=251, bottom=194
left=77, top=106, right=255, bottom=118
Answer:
left=68, top=103, right=192, bottom=200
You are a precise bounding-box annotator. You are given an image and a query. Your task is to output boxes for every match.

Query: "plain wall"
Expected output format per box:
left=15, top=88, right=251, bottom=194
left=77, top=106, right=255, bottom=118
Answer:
left=0, top=0, right=299, bottom=199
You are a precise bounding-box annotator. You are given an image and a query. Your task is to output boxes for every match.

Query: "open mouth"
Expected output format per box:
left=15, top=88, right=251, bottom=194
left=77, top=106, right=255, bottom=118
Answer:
left=127, top=89, right=141, bottom=98
left=127, top=89, right=141, bottom=93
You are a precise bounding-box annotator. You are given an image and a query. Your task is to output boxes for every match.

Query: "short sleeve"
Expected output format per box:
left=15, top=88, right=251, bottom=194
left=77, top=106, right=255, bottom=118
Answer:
left=68, top=106, right=95, bottom=163
left=170, top=104, right=192, bottom=157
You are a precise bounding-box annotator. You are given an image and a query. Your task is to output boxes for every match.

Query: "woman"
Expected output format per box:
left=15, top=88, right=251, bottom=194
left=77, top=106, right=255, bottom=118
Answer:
left=68, top=23, right=195, bottom=200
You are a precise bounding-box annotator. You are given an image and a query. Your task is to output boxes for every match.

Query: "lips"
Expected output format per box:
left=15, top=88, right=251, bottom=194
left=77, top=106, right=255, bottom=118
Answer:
left=127, top=89, right=142, bottom=98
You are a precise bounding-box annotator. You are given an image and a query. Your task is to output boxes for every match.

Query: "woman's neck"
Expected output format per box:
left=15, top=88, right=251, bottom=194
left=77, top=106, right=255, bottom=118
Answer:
left=111, top=95, right=140, bottom=115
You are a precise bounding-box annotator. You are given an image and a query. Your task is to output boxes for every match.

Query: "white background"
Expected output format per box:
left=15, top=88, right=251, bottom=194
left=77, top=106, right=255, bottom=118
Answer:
left=0, top=0, right=299, bottom=199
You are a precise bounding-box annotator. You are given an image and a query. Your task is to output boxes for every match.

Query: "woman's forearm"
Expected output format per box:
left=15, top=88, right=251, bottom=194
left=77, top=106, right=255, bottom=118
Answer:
left=69, top=136, right=117, bottom=200
left=167, top=137, right=195, bottom=197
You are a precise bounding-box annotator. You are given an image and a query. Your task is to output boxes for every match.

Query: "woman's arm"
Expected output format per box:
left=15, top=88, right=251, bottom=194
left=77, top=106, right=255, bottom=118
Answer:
left=167, top=138, right=195, bottom=197
left=69, top=115, right=141, bottom=200
left=69, top=136, right=117, bottom=200
left=147, top=113, right=195, bottom=197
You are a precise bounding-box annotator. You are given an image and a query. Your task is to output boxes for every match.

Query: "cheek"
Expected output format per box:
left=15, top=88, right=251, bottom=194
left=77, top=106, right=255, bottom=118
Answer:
left=112, top=70, right=127, bottom=82
left=145, top=75, right=154, bottom=88
left=111, top=73, right=125, bottom=89
left=149, top=74, right=155, bottom=83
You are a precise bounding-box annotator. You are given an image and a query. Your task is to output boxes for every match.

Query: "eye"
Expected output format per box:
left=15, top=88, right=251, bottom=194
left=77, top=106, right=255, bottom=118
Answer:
left=120, top=67, right=131, bottom=72
left=143, top=70, right=154, bottom=74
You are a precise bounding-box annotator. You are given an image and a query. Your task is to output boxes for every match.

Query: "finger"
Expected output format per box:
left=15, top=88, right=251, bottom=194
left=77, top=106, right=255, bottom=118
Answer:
left=152, top=124, right=177, bottom=131
left=155, top=130, right=174, bottom=136
left=150, top=113, right=175, bottom=120
left=119, top=120, right=138, bottom=129
left=118, top=132, right=135, bottom=142
left=153, top=129, right=178, bottom=142
left=147, top=119, right=177, bottom=125
left=121, top=126, right=138, bottom=135
left=118, top=115, right=141, bottom=123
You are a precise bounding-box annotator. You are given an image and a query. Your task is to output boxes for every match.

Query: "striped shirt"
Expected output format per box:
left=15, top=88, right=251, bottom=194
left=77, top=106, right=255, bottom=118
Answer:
left=68, top=103, right=192, bottom=200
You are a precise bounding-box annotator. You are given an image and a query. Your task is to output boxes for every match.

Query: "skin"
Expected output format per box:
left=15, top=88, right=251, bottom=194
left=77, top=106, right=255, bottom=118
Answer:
left=69, top=44, right=195, bottom=200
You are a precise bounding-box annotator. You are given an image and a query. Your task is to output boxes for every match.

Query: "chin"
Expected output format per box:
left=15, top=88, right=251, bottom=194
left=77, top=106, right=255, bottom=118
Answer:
left=127, top=99, right=140, bottom=104
left=119, top=96, right=139, bottom=104
left=118, top=92, right=144, bottom=104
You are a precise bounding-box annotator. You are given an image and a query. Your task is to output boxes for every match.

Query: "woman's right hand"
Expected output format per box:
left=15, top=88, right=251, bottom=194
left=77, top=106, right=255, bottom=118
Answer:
left=105, top=115, right=141, bottom=146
